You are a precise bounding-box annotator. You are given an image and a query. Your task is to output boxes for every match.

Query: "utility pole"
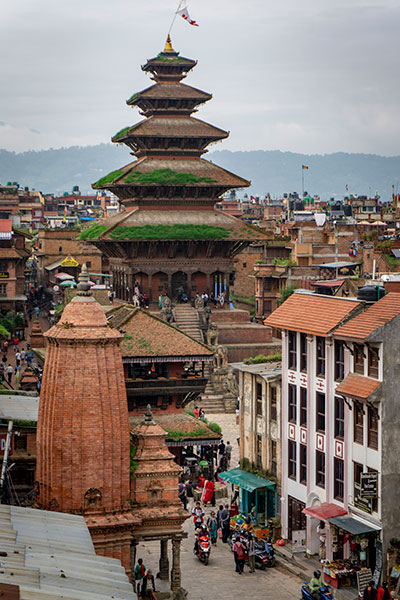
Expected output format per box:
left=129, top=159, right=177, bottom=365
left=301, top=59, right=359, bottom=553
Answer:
left=0, top=420, right=13, bottom=503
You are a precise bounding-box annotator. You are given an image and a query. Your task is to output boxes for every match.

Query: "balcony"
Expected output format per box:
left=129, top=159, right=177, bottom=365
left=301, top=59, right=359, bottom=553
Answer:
left=125, top=376, right=208, bottom=396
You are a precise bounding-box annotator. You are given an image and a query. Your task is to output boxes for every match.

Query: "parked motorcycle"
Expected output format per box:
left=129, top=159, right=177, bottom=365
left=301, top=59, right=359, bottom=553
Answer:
left=301, top=583, right=333, bottom=600
left=194, top=534, right=211, bottom=565
left=255, top=538, right=276, bottom=568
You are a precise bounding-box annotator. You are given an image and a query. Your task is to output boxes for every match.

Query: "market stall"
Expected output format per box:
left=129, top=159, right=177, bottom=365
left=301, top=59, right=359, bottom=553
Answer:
left=219, top=468, right=276, bottom=528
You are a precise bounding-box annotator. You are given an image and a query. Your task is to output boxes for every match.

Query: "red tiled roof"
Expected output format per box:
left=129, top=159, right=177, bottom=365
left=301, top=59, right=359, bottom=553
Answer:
left=107, top=305, right=213, bottom=359
left=114, top=116, right=228, bottom=141
left=128, top=82, right=211, bottom=102
left=336, top=373, right=381, bottom=399
left=0, top=220, right=12, bottom=233
left=334, top=293, right=400, bottom=340
left=264, top=292, right=361, bottom=336
left=310, top=279, right=345, bottom=288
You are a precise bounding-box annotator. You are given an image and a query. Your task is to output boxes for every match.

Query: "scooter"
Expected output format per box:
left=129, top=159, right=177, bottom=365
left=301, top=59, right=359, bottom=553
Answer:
left=301, top=582, right=333, bottom=600
left=194, top=534, right=211, bottom=565
left=255, top=538, right=276, bottom=568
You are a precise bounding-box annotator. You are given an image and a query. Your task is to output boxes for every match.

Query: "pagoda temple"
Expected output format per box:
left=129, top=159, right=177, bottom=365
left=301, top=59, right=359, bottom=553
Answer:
left=84, top=35, right=267, bottom=301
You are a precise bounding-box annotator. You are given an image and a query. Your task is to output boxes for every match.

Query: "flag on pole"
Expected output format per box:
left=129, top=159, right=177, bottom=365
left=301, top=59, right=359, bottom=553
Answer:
left=63, top=203, right=67, bottom=223
left=345, top=184, right=349, bottom=191
left=302, top=165, right=309, bottom=170
left=177, top=6, right=199, bottom=26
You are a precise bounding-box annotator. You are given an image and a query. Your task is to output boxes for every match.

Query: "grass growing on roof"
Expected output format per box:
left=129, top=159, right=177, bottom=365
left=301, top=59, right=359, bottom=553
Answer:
left=113, top=126, right=131, bottom=141
left=108, top=224, right=230, bottom=241
left=156, top=54, right=187, bottom=63
left=243, top=352, right=282, bottom=365
left=93, top=169, right=124, bottom=187
left=123, top=168, right=217, bottom=185
left=78, top=224, right=108, bottom=240
left=128, top=92, right=138, bottom=102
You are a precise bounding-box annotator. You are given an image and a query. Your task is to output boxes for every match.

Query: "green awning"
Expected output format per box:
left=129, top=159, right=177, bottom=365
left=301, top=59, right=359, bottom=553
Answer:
left=327, top=515, right=381, bottom=535
left=219, top=468, right=276, bottom=493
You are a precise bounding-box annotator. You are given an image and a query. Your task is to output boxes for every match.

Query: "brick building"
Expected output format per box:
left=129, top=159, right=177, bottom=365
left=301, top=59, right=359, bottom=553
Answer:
left=0, top=220, right=29, bottom=312
left=36, top=229, right=104, bottom=287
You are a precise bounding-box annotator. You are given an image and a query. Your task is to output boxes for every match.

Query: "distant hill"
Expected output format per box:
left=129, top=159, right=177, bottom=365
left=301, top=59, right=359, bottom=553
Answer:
left=1, top=145, right=399, bottom=200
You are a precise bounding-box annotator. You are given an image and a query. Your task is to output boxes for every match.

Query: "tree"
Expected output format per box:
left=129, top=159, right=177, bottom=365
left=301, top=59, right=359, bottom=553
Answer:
left=278, top=284, right=297, bottom=305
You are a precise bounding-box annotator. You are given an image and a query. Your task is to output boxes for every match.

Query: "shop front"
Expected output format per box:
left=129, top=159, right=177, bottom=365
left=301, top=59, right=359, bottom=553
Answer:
left=220, top=468, right=276, bottom=528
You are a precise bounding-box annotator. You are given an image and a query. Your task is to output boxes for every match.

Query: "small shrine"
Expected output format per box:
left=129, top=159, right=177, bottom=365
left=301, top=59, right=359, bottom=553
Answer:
left=131, top=405, right=188, bottom=592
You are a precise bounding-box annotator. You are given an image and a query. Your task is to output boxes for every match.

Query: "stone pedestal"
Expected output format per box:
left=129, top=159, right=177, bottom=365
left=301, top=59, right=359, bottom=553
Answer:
left=159, top=539, right=169, bottom=580
left=170, top=538, right=181, bottom=591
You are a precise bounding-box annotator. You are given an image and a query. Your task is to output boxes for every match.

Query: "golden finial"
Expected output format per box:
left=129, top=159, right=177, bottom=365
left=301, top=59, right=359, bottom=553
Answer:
left=163, top=34, right=175, bottom=53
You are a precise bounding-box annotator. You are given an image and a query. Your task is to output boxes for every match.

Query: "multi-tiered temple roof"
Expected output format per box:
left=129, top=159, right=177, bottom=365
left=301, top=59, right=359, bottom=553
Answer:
left=87, top=36, right=264, bottom=240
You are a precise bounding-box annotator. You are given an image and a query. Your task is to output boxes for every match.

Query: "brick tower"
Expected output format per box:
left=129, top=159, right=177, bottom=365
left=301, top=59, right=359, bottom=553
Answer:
left=36, top=264, right=136, bottom=571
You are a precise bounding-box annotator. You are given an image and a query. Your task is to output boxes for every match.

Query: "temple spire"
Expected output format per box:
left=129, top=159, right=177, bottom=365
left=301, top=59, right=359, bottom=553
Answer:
left=163, top=34, right=175, bottom=53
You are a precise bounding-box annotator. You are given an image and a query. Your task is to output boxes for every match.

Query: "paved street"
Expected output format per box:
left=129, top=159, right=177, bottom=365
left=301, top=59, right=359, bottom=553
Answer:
left=136, top=412, right=301, bottom=600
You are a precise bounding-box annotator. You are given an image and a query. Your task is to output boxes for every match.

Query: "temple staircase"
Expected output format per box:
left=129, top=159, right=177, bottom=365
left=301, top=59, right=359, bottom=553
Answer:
left=173, top=305, right=203, bottom=342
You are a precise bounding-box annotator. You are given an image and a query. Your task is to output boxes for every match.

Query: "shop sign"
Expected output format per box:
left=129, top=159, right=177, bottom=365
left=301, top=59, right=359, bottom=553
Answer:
left=354, top=483, right=372, bottom=514
left=0, top=433, right=13, bottom=456
left=360, top=472, right=378, bottom=498
left=61, top=256, right=79, bottom=268
left=0, top=272, right=9, bottom=278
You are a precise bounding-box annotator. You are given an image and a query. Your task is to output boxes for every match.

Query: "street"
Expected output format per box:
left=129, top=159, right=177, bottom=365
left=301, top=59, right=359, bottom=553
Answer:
left=135, top=412, right=301, bottom=600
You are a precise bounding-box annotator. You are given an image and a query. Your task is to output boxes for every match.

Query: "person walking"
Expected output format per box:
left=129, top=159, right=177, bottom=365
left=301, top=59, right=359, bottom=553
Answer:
left=26, top=350, right=34, bottom=366
left=363, top=581, right=378, bottom=600
left=13, top=337, right=19, bottom=352
left=219, top=453, right=228, bottom=472
left=20, top=348, right=26, bottom=364
left=207, top=511, right=218, bottom=546
left=2, top=340, right=8, bottom=354
left=178, top=480, right=188, bottom=510
left=0, top=362, right=4, bottom=383
left=226, top=440, right=232, bottom=466
left=220, top=503, right=231, bottom=543
left=377, top=582, right=392, bottom=600
left=248, top=534, right=256, bottom=573
left=134, top=558, right=146, bottom=594
left=218, top=440, right=225, bottom=456
left=15, top=351, right=21, bottom=367
left=6, top=364, right=13, bottom=385
left=185, top=480, right=194, bottom=509
left=232, top=535, right=246, bottom=574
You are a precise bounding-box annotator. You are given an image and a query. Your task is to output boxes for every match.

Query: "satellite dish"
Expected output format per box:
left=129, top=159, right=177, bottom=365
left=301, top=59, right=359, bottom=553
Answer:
left=53, top=285, right=60, bottom=292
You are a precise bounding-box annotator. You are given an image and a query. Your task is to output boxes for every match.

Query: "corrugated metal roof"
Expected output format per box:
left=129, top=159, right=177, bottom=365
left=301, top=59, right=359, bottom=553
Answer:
left=0, top=505, right=135, bottom=600
left=334, top=292, right=400, bottom=340
left=0, top=394, right=39, bottom=421
left=264, top=291, right=361, bottom=336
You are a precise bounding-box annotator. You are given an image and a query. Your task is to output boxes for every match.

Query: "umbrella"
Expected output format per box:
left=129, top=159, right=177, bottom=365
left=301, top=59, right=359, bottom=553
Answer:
left=59, top=280, right=77, bottom=287
left=55, top=272, right=74, bottom=281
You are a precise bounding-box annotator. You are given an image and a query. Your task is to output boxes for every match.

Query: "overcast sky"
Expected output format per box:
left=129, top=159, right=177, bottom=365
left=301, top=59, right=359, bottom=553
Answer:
left=1, top=0, right=400, bottom=155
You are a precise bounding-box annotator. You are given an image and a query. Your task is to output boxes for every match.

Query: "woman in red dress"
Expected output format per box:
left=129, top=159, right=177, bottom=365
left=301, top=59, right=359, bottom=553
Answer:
left=202, top=479, right=215, bottom=505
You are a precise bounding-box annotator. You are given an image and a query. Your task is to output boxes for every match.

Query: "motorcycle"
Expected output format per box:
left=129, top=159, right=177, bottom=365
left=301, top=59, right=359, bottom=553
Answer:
left=194, top=534, right=211, bottom=565
left=301, top=583, right=333, bottom=600
left=254, top=538, right=276, bottom=568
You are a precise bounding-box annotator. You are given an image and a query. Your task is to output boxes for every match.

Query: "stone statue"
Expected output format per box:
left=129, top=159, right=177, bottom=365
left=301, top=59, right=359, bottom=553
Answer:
left=173, top=589, right=188, bottom=600
left=206, top=323, right=219, bottom=347
left=204, top=306, right=212, bottom=327
left=223, top=369, right=238, bottom=396
left=161, top=296, right=175, bottom=323
left=214, top=344, right=228, bottom=369
left=194, top=294, right=204, bottom=310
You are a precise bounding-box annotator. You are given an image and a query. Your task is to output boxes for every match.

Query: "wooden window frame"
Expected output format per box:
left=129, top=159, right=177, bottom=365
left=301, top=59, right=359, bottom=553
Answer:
left=270, top=386, right=277, bottom=422
left=300, top=333, right=307, bottom=372
left=256, top=382, right=263, bottom=417
left=334, top=457, right=344, bottom=501
left=335, top=341, right=345, bottom=381
left=335, top=397, right=345, bottom=440
left=367, top=406, right=379, bottom=450
left=368, top=346, right=379, bottom=379
left=315, top=450, right=326, bottom=488
left=354, top=403, right=364, bottom=445
left=316, top=392, right=326, bottom=433
left=288, top=440, right=296, bottom=480
left=316, top=336, right=326, bottom=377
left=288, top=384, right=297, bottom=423
left=300, top=387, right=307, bottom=427
left=354, top=343, right=365, bottom=375
left=288, top=331, right=297, bottom=370
left=300, top=443, right=307, bottom=485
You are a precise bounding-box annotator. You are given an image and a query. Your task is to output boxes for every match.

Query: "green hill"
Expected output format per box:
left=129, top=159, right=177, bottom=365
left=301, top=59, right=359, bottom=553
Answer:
left=0, top=145, right=399, bottom=200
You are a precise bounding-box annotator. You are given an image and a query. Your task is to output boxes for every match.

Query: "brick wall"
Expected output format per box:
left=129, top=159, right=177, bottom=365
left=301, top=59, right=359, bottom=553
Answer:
left=233, top=245, right=263, bottom=297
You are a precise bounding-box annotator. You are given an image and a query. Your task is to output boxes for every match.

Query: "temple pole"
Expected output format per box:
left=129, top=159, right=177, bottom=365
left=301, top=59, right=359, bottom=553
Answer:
left=168, top=0, right=185, bottom=35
